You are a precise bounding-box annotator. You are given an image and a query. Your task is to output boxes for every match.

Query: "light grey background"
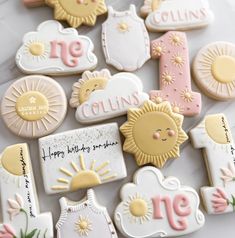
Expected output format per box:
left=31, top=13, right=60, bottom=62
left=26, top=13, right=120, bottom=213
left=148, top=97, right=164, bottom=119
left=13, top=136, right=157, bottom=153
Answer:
left=0, top=0, right=235, bottom=237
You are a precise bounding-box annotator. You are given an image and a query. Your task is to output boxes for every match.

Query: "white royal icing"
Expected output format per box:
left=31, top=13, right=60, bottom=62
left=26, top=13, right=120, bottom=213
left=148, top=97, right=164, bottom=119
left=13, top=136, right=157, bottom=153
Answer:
left=74, top=71, right=149, bottom=124
left=114, top=166, right=205, bottom=238
left=56, top=189, right=117, bottom=238
left=102, top=5, right=150, bottom=71
left=16, top=20, right=97, bottom=75
left=0, top=144, right=53, bottom=238
left=145, top=0, right=214, bottom=32
left=38, top=123, right=127, bottom=194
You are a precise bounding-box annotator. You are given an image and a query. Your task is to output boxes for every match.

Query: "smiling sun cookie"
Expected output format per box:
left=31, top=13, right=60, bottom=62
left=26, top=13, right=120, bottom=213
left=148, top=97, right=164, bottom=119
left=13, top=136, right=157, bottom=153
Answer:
left=45, top=0, right=107, bottom=28
left=114, top=167, right=205, bottom=238
left=16, top=20, right=97, bottom=76
left=193, top=42, right=235, bottom=100
left=120, top=101, right=188, bottom=168
left=0, top=75, right=67, bottom=138
left=70, top=69, right=149, bottom=124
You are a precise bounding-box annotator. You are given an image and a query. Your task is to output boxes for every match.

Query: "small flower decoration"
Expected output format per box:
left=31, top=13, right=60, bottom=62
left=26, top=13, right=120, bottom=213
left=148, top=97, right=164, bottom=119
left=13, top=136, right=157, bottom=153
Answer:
left=151, top=42, right=166, bottom=58
left=180, top=89, right=194, bottom=103
left=161, top=71, right=175, bottom=86
left=75, top=215, right=92, bottom=236
left=0, top=224, right=16, bottom=238
left=171, top=102, right=184, bottom=114
left=171, top=53, right=185, bottom=68
left=117, top=22, right=130, bottom=33
left=150, top=92, right=166, bottom=104
left=169, top=33, right=183, bottom=46
left=211, top=188, right=229, bottom=213
left=7, top=194, right=24, bottom=220
left=220, top=161, right=235, bottom=186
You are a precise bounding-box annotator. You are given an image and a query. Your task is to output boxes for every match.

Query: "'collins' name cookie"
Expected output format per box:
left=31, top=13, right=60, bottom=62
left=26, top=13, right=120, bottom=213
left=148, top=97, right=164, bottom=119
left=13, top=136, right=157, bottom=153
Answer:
left=70, top=69, right=149, bottom=124
left=120, top=101, right=188, bottom=168
left=39, top=123, right=127, bottom=194
left=102, top=5, right=150, bottom=72
left=0, top=144, right=53, bottom=237
left=145, top=0, right=214, bottom=32
left=0, top=75, right=67, bottom=138
left=16, top=20, right=97, bottom=76
left=150, top=31, right=201, bottom=116
left=56, top=189, right=117, bottom=238
left=193, top=42, right=235, bottom=100
left=190, top=114, right=235, bottom=214
left=114, top=166, right=205, bottom=237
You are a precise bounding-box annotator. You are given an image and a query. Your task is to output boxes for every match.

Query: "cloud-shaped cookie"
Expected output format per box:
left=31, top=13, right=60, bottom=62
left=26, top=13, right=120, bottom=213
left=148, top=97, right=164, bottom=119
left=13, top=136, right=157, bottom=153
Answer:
left=145, top=0, right=214, bottom=32
left=71, top=70, right=149, bottom=124
left=114, top=167, right=205, bottom=238
left=16, top=20, right=97, bottom=75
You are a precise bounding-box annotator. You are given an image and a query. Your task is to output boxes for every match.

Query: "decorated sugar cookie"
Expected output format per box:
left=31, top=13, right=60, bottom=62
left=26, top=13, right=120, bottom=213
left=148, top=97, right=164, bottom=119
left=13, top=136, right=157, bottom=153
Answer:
left=140, top=0, right=162, bottom=18
left=102, top=5, right=150, bottom=72
left=16, top=20, right=97, bottom=75
left=39, top=123, right=127, bottom=194
left=70, top=69, right=149, bottom=124
left=46, top=0, right=107, bottom=28
left=145, top=0, right=214, bottom=32
left=56, top=189, right=117, bottom=238
left=114, top=166, right=205, bottom=237
left=193, top=42, right=235, bottom=100
left=120, top=101, right=188, bottom=168
left=190, top=114, right=235, bottom=214
left=0, top=144, right=53, bottom=237
left=0, top=75, right=67, bottom=138
left=150, top=31, right=201, bottom=116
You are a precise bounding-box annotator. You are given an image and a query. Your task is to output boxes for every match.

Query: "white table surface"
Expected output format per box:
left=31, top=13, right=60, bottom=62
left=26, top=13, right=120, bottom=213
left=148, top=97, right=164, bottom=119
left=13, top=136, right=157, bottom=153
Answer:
left=1, top=0, right=235, bottom=237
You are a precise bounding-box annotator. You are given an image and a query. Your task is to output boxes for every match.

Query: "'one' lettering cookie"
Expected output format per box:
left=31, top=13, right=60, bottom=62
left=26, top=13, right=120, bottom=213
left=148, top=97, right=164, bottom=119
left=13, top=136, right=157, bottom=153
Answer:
left=120, top=101, right=188, bottom=168
left=114, top=166, right=205, bottom=237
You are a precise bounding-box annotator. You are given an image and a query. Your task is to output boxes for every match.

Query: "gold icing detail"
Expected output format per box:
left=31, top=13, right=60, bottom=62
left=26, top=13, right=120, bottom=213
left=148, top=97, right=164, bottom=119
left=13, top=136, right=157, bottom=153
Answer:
left=211, top=55, right=235, bottom=83
left=129, top=199, right=148, bottom=217
left=118, top=22, right=130, bottom=32
left=0, top=144, right=29, bottom=176
left=120, top=101, right=188, bottom=168
left=205, top=114, right=232, bottom=144
left=46, top=0, right=107, bottom=27
left=28, top=42, right=45, bottom=56
left=173, top=106, right=180, bottom=113
left=172, top=54, right=185, bottom=67
left=15, top=91, right=49, bottom=121
left=169, top=33, right=183, bottom=46
left=75, top=215, right=92, bottom=236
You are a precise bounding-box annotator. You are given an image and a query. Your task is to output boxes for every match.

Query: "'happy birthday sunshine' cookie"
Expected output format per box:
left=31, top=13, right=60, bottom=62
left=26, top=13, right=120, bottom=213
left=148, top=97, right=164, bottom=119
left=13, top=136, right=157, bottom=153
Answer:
left=70, top=69, right=149, bottom=124
left=193, top=42, right=235, bottom=100
left=120, top=101, right=188, bottom=168
left=1, top=75, right=67, bottom=138
left=0, top=144, right=53, bottom=237
left=16, top=20, right=97, bottom=76
left=45, top=0, right=107, bottom=28
left=114, top=166, right=205, bottom=238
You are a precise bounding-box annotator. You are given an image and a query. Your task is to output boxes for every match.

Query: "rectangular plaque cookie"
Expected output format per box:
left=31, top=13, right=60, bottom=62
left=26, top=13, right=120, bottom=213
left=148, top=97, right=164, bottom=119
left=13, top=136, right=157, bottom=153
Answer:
left=39, top=123, right=127, bottom=194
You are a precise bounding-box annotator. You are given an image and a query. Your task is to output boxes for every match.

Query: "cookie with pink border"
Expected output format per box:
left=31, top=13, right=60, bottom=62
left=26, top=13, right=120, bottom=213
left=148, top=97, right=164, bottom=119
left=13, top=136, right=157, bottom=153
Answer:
left=149, top=31, right=201, bottom=116
left=114, top=166, right=205, bottom=237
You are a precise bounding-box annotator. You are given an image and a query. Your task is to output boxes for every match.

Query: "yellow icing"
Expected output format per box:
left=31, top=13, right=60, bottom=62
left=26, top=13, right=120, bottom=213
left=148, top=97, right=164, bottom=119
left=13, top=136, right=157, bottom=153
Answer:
left=28, top=42, right=45, bottom=56
left=118, top=22, right=129, bottom=32
left=133, top=112, right=178, bottom=155
left=129, top=199, right=148, bottom=217
left=211, top=55, right=235, bottom=83
left=15, top=91, right=49, bottom=121
left=205, top=114, right=232, bottom=144
left=152, top=0, right=161, bottom=11
left=70, top=170, right=101, bottom=191
left=0, top=144, right=29, bottom=176
left=79, top=78, right=108, bottom=104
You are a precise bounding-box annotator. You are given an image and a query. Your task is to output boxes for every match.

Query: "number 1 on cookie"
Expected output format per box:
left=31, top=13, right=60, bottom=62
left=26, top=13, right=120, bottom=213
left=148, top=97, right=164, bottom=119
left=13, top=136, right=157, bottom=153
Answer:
left=150, top=31, right=201, bottom=116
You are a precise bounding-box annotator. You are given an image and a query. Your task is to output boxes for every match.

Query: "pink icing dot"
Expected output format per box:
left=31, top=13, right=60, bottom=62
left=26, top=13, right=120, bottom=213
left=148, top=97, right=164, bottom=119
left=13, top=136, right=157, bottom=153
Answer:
left=153, top=132, right=160, bottom=140
left=168, top=130, right=175, bottom=137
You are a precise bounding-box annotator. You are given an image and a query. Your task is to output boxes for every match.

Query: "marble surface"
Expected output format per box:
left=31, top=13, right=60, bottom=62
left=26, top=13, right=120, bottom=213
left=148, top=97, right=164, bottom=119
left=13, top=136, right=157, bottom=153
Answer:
left=0, top=0, right=235, bottom=237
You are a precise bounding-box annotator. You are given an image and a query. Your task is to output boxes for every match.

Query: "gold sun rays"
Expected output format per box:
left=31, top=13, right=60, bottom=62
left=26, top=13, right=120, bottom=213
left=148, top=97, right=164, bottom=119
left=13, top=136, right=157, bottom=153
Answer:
left=51, top=154, right=117, bottom=192
left=2, top=78, right=63, bottom=137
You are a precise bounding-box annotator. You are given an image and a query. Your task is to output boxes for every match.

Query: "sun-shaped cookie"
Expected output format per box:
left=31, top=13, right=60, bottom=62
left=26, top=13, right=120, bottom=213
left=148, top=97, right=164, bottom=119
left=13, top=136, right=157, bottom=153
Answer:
left=193, top=42, right=235, bottom=100
left=46, top=0, right=107, bottom=28
left=120, top=101, right=188, bottom=168
left=70, top=69, right=111, bottom=108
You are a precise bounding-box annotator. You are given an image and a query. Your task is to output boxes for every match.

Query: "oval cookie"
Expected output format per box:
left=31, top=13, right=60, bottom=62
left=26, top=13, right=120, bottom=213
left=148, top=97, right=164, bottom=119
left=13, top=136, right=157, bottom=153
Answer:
left=193, top=42, right=235, bottom=100
left=1, top=75, right=67, bottom=138
left=120, top=100, right=188, bottom=168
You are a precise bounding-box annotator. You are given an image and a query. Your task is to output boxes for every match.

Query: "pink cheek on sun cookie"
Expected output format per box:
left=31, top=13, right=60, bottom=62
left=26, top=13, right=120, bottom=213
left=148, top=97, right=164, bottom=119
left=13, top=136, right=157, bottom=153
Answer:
left=153, top=132, right=161, bottom=140
left=168, top=130, right=175, bottom=137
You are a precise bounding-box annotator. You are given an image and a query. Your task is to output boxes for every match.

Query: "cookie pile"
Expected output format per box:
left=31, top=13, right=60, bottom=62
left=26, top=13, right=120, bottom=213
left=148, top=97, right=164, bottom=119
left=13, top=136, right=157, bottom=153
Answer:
left=1, top=0, right=234, bottom=238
